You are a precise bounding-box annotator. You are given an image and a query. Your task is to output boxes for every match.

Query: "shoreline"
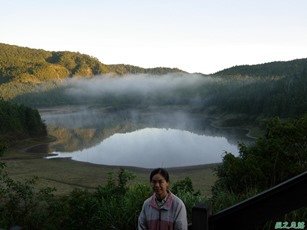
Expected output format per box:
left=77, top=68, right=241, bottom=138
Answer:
left=18, top=135, right=221, bottom=171
left=2, top=136, right=218, bottom=196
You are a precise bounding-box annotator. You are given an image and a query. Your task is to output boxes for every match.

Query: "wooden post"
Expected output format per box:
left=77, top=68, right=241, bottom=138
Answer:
left=191, top=204, right=211, bottom=230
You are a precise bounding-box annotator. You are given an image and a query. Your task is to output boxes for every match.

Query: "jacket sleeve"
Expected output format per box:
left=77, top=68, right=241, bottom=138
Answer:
left=138, top=202, right=148, bottom=230
left=174, top=199, right=188, bottom=230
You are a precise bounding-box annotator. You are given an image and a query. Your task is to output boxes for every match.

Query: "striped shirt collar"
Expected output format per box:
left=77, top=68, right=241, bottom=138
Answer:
left=155, top=193, right=169, bottom=207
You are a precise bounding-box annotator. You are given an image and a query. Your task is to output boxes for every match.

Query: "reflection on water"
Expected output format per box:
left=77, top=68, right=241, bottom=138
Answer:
left=48, top=128, right=239, bottom=168
left=40, top=106, right=252, bottom=153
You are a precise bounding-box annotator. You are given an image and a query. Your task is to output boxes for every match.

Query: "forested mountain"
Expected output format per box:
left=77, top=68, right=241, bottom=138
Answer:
left=214, top=58, right=307, bottom=79
left=0, top=43, right=109, bottom=82
left=0, top=43, right=184, bottom=99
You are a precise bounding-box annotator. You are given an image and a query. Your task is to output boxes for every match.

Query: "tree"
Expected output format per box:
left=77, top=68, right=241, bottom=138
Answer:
left=211, top=114, right=307, bottom=209
left=0, top=100, right=47, bottom=142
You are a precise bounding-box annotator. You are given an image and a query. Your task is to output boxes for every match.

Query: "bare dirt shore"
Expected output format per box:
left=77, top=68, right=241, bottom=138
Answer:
left=1, top=137, right=218, bottom=196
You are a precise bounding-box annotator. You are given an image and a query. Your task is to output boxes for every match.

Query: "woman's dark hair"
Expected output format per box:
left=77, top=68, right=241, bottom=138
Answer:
left=150, top=168, right=170, bottom=182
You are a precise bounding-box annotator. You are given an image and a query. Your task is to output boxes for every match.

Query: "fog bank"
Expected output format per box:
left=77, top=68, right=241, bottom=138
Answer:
left=63, top=73, right=215, bottom=98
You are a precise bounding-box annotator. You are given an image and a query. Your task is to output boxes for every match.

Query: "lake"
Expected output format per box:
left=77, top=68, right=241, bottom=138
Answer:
left=40, top=106, right=250, bottom=168
left=47, top=127, right=240, bottom=168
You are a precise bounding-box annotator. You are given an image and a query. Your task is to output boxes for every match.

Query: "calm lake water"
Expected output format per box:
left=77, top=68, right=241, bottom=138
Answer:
left=47, top=127, right=239, bottom=168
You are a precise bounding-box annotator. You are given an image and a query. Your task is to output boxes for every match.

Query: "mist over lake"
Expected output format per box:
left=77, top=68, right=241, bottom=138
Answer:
left=37, top=74, right=253, bottom=168
left=41, top=105, right=250, bottom=168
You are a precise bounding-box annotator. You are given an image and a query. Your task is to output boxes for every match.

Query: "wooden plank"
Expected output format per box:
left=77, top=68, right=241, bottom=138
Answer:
left=208, top=171, right=307, bottom=230
left=190, top=204, right=211, bottom=230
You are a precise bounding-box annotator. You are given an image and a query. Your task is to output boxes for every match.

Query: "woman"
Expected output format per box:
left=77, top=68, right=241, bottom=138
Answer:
left=138, top=168, right=188, bottom=230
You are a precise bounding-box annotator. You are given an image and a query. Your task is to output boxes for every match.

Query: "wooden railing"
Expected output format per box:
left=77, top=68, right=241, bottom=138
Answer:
left=189, top=171, right=307, bottom=230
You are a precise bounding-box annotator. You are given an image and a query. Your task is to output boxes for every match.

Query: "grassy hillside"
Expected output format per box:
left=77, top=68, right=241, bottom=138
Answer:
left=0, top=43, right=110, bottom=82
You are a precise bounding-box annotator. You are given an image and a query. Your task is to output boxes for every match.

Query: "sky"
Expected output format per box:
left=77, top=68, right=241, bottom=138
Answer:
left=1, top=0, right=307, bottom=74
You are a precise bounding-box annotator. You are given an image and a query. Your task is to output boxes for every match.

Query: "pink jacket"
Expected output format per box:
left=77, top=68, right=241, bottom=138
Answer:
left=138, top=192, right=188, bottom=230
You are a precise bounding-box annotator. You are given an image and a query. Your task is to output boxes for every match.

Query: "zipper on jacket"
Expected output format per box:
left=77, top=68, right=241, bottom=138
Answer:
left=159, top=209, right=161, bottom=230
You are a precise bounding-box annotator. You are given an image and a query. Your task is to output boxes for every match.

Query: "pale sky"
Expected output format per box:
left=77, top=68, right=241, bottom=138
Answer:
left=1, top=0, right=306, bottom=74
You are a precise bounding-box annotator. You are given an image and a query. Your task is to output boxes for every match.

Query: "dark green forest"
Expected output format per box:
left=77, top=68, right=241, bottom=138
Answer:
left=209, top=69, right=307, bottom=119
left=0, top=100, right=47, bottom=144
left=214, top=58, right=307, bottom=79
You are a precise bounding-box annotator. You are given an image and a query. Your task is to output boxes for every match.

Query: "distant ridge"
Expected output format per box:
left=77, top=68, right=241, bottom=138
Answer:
left=213, top=58, right=307, bottom=78
left=108, top=64, right=185, bottom=75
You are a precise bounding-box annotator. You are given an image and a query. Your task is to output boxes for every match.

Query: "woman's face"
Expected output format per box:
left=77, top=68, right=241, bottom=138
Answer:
left=151, top=173, right=169, bottom=198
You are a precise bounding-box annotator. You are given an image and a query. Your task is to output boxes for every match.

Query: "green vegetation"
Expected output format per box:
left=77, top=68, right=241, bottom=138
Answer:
left=0, top=100, right=47, bottom=144
left=216, top=115, right=307, bottom=195
left=211, top=114, right=307, bottom=227
left=0, top=161, right=207, bottom=229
